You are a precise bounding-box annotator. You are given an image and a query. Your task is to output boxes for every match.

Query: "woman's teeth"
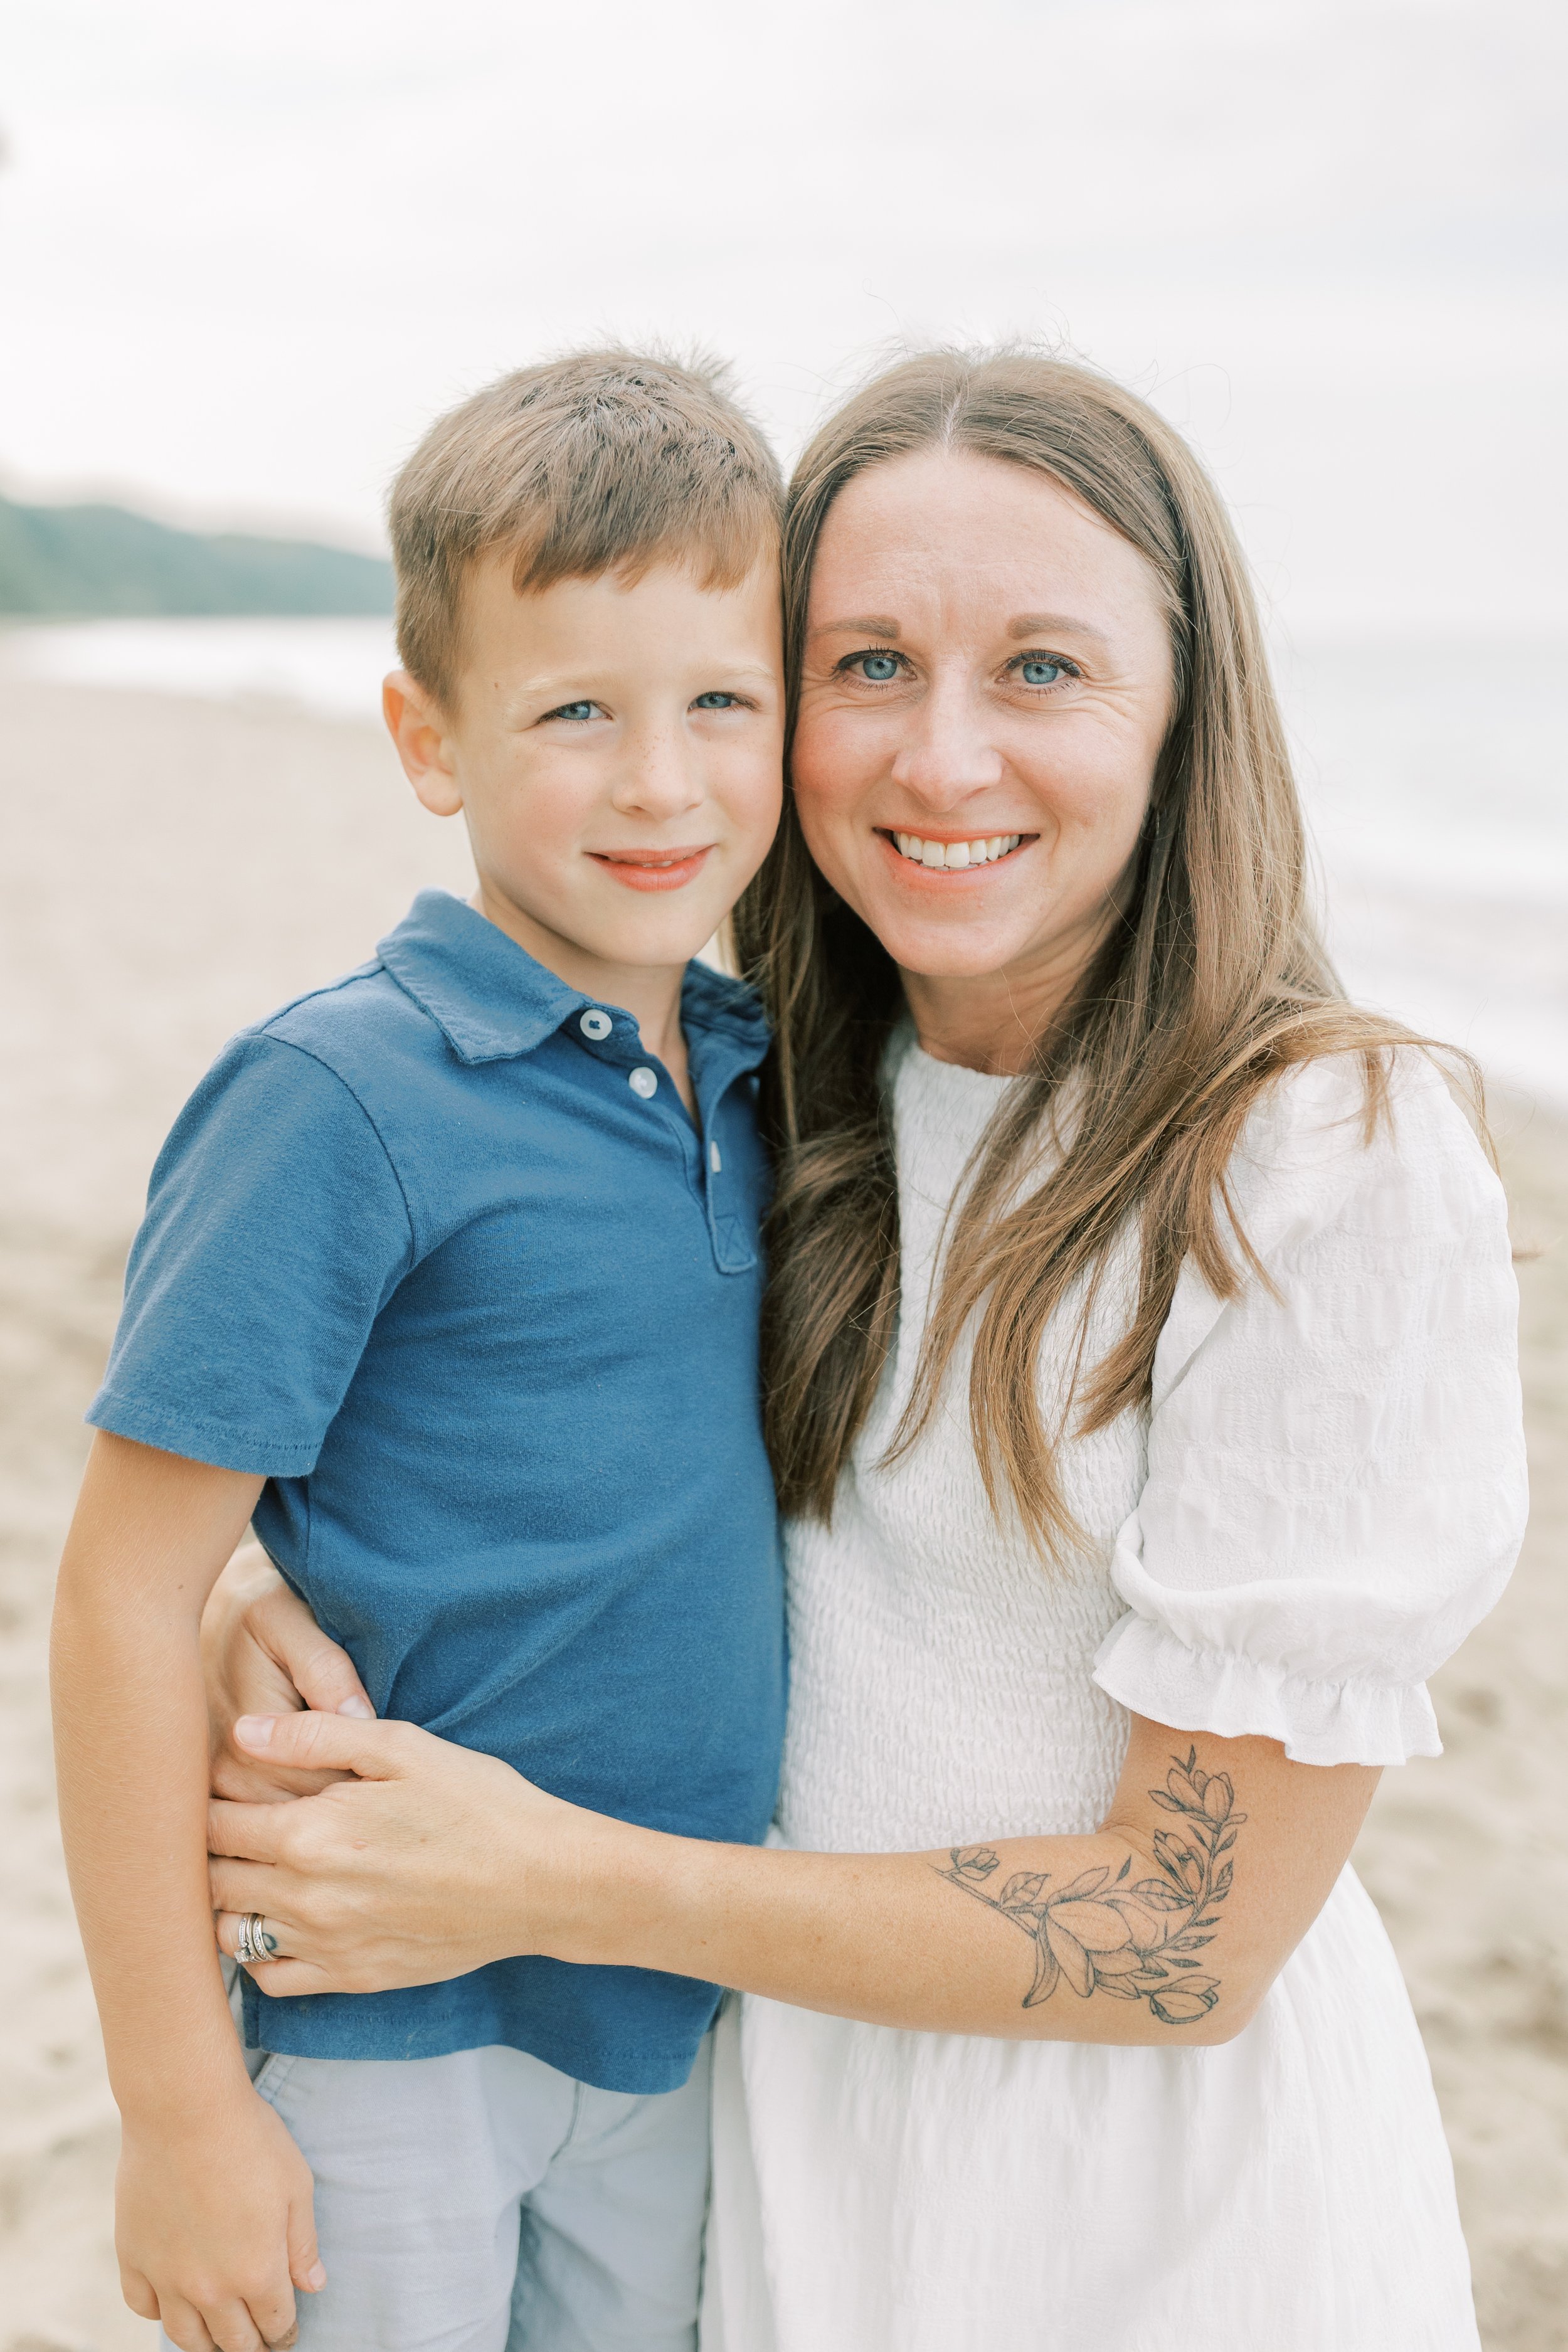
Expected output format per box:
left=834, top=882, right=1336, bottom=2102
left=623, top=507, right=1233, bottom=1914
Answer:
left=891, top=832, right=1022, bottom=871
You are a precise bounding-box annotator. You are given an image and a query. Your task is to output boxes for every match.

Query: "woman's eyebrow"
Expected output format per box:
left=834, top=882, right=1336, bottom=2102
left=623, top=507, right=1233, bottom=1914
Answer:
left=1009, top=613, right=1113, bottom=645
left=807, top=615, right=902, bottom=641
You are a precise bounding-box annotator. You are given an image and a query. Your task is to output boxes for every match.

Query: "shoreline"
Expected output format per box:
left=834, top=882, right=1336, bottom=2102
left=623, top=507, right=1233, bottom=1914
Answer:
left=1, top=682, right=1563, bottom=2350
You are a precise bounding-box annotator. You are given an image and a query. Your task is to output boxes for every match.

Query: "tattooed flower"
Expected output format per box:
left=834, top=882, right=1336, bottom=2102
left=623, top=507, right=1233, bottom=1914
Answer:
left=1148, top=1981, right=1220, bottom=2026
left=1153, top=1833, right=1207, bottom=1899
left=1043, top=1912, right=1096, bottom=1997
left=1107, top=1888, right=1186, bottom=1949
left=1046, top=1899, right=1136, bottom=1954
left=950, top=1847, right=1000, bottom=1882
left=1167, top=1755, right=1207, bottom=1808
left=935, top=1749, right=1244, bottom=2031
left=1090, top=1944, right=1152, bottom=1978
left=1024, top=1931, right=1059, bottom=2008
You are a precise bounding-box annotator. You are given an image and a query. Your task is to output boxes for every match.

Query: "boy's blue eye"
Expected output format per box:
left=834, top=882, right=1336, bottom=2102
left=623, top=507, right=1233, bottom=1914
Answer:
left=855, top=652, right=900, bottom=682
left=548, top=701, right=599, bottom=723
left=1017, top=657, right=1067, bottom=686
left=692, top=692, right=740, bottom=709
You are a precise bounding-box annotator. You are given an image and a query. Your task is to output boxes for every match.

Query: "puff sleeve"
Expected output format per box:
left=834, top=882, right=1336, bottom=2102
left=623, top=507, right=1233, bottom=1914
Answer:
left=1091, top=1052, right=1527, bottom=1766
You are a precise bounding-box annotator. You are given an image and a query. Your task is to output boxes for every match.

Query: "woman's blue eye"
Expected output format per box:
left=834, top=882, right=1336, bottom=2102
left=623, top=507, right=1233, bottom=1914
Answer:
left=856, top=652, right=900, bottom=682
left=692, top=692, right=739, bottom=709
left=1018, top=657, right=1066, bottom=686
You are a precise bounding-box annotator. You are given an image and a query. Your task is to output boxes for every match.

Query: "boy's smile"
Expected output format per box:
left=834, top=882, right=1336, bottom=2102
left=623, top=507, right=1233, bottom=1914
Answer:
left=590, top=843, right=717, bottom=892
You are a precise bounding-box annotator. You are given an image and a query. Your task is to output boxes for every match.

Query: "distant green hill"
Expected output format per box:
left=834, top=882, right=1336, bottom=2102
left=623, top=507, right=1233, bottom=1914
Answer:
left=0, top=492, right=393, bottom=617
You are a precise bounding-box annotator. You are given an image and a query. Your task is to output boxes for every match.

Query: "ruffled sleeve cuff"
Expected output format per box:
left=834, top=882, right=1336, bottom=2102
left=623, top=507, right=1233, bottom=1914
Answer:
left=1091, top=1612, right=1442, bottom=1768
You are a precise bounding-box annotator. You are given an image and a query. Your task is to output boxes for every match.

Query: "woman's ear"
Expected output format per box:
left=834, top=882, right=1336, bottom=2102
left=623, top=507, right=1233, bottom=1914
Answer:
left=383, top=670, right=464, bottom=818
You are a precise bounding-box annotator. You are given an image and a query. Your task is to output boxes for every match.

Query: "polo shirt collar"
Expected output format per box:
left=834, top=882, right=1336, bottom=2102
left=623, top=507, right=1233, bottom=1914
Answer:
left=378, top=889, right=770, bottom=1067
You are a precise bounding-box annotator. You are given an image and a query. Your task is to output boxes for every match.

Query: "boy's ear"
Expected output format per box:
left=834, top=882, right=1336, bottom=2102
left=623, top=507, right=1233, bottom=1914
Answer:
left=383, top=671, right=464, bottom=818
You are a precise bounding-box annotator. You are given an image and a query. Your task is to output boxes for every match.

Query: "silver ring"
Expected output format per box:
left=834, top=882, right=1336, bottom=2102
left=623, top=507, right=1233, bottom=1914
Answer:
left=234, top=1912, right=278, bottom=1964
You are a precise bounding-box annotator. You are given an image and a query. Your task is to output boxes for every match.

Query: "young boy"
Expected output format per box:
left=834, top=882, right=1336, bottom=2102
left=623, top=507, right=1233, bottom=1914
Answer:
left=51, top=352, right=788, bottom=2351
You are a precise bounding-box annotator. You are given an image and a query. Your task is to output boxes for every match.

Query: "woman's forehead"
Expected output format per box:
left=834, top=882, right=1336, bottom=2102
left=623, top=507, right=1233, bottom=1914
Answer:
left=808, top=447, right=1164, bottom=634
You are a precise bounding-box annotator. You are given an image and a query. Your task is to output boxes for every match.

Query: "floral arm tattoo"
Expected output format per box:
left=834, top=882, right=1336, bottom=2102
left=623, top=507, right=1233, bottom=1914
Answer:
left=935, top=1749, right=1246, bottom=2027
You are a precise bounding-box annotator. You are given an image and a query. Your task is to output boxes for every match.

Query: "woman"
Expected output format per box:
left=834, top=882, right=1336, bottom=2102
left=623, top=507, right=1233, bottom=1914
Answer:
left=204, top=351, right=1525, bottom=2348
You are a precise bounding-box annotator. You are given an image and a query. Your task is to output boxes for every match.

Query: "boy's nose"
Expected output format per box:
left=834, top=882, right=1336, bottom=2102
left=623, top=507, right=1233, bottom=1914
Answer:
left=612, top=728, right=706, bottom=818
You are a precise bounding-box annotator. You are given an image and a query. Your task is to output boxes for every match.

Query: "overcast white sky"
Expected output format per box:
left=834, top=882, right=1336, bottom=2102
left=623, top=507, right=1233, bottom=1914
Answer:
left=2, top=0, right=1563, bottom=633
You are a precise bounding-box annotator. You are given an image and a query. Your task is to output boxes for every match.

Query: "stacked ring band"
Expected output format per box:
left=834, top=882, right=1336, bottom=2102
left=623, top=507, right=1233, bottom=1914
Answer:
left=233, top=1912, right=275, bottom=1964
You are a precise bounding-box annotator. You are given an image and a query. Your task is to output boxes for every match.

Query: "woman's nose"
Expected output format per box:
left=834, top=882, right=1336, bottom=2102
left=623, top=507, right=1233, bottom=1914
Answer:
left=888, top=689, right=1005, bottom=807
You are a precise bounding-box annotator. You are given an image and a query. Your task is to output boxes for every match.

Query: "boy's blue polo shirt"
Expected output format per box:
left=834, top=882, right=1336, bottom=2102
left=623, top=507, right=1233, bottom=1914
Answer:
left=88, top=889, right=785, bottom=2094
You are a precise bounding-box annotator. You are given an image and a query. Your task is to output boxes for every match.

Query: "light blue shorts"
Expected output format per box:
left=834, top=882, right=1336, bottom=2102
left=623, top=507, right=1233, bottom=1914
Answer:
left=161, top=1993, right=711, bottom=2352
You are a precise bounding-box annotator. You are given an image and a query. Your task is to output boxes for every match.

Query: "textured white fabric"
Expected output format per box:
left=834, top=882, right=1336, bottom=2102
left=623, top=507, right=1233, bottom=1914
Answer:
left=1094, top=1052, right=1526, bottom=1765
left=701, top=1041, right=1524, bottom=2352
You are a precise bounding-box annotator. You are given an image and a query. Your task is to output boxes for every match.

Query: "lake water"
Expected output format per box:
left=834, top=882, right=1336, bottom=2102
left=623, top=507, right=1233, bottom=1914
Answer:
left=3, top=615, right=1564, bottom=1110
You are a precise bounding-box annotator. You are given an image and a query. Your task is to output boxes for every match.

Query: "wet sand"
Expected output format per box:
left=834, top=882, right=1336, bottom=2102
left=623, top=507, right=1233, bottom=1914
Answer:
left=0, top=682, right=1562, bottom=2351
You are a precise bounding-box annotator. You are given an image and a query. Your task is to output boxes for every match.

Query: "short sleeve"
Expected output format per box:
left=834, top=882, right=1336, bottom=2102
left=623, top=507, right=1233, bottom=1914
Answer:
left=1091, top=1052, right=1527, bottom=1766
left=88, top=1034, right=415, bottom=1475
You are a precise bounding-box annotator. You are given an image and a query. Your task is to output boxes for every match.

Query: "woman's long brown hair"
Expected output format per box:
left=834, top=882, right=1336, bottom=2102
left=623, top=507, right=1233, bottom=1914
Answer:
left=733, top=349, right=1460, bottom=1556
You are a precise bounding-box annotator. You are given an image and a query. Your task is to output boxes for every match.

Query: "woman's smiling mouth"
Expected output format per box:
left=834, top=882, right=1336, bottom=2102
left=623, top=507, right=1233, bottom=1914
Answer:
left=881, top=829, right=1029, bottom=872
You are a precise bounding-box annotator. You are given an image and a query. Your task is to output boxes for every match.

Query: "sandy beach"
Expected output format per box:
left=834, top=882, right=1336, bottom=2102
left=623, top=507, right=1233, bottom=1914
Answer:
left=1, top=680, right=1563, bottom=2352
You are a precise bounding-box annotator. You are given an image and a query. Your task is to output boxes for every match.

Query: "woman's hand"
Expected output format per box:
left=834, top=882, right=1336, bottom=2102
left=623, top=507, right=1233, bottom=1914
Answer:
left=202, top=1545, right=374, bottom=1801
left=207, top=1712, right=620, bottom=1997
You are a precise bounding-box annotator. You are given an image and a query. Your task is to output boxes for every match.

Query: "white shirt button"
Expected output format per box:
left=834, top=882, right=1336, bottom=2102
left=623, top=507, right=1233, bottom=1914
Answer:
left=628, top=1066, right=659, bottom=1099
left=579, top=1009, right=613, bottom=1041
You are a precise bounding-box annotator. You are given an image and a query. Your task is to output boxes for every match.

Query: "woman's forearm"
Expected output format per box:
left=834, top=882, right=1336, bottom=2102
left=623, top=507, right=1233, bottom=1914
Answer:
left=209, top=1709, right=1377, bottom=2047
left=538, top=1717, right=1376, bottom=2048
left=607, top=1822, right=1220, bottom=2043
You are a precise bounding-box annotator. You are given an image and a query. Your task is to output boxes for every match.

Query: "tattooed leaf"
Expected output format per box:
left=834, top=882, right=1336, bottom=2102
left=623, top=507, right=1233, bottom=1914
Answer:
left=1147, top=1790, right=1186, bottom=1814
left=1055, top=1867, right=1110, bottom=1900
left=1130, top=1879, right=1189, bottom=1911
left=1044, top=1915, right=1096, bottom=1997
left=1216, top=1833, right=1237, bottom=1855
left=1167, top=1955, right=1203, bottom=1969
left=1093, top=1974, right=1143, bottom=1998
left=1115, top=1855, right=1131, bottom=1883
left=1213, top=1863, right=1233, bottom=1895
left=1000, top=1872, right=1049, bottom=1910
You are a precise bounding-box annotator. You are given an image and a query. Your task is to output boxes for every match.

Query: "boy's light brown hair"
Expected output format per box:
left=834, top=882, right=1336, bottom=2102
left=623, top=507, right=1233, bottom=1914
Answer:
left=388, top=349, right=783, bottom=708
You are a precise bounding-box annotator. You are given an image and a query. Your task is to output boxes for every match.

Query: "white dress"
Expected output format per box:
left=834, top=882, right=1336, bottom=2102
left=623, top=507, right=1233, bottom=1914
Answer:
left=701, top=1042, right=1526, bottom=2352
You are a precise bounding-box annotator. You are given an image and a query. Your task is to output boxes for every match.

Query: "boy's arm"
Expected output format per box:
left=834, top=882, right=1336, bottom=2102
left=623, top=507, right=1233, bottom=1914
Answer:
left=52, top=1433, right=325, bottom=2352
